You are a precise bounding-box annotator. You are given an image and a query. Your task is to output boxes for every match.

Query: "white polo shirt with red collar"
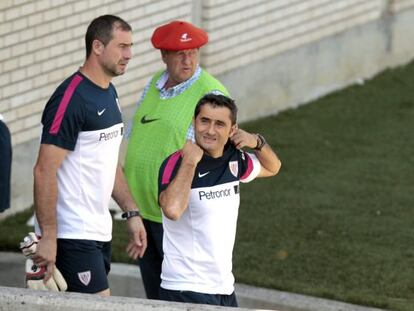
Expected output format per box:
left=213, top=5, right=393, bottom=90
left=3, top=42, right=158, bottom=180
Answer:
left=158, top=143, right=261, bottom=294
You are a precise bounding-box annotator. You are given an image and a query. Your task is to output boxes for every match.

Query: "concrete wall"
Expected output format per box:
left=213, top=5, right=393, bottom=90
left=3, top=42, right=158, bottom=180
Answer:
left=0, top=286, right=247, bottom=311
left=0, top=252, right=388, bottom=311
left=1, top=0, right=414, bottom=218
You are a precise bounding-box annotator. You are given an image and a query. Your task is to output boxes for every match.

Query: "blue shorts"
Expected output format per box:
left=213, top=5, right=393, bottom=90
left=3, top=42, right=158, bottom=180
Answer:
left=56, top=239, right=111, bottom=294
left=159, top=287, right=238, bottom=307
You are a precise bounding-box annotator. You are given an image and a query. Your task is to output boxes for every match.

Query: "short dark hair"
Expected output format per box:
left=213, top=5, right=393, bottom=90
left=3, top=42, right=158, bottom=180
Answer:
left=194, top=94, right=238, bottom=125
left=85, top=15, right=132, bottom=58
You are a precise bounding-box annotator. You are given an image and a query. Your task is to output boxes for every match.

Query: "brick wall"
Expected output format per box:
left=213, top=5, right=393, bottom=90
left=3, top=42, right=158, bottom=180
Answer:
left=0, top=0, right=192, bottom=146
left=390, top=0, right=414, bottom=12
left=202, top=0, right=384, bottom=75
left=0, top=0, right=414, bottom=147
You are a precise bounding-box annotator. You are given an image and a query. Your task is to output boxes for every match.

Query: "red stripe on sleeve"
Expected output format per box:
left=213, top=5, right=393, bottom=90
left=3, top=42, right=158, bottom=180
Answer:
left=49, top=74, right=83, bottom=135
left=240, top=153, right=254, bottom=180
left=162, top=151, right=182, bottom=185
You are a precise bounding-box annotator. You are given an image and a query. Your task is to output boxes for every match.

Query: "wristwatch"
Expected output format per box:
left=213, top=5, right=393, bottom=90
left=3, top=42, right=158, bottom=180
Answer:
left=254, top=133, right=266, bottom=151
left=121, top=210, right=141, bottom=220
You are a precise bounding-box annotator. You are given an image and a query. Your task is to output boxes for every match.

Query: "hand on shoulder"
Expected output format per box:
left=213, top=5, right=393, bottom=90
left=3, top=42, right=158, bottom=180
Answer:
left=230, top=128, right=257, bottom=149
left=181, top=140, right=203, bottom=166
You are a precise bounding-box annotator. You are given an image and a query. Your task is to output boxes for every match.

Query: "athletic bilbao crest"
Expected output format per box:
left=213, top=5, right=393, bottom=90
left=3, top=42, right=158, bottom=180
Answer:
left=78, top=271, right=91, bottom=286
left=229, top=161, right=238, bottom=177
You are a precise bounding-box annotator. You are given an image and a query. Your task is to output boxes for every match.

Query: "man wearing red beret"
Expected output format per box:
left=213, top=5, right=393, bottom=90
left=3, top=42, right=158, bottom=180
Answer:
left=124, top=21, right=229, bottom=300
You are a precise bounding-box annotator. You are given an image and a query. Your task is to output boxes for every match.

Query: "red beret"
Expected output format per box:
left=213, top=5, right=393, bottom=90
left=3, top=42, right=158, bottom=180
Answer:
left=151, top=20, right=208, bottom=51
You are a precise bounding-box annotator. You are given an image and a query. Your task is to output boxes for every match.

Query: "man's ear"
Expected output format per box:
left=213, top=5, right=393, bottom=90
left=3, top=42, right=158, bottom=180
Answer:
left=92, top=39, right=104, bottom=55
left=161, top=50, right=167, bottom=64
left=229, top=123, right=238, bottom=137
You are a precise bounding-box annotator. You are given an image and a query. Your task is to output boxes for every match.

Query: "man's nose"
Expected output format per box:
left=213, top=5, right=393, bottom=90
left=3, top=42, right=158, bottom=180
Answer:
left=124, top=47, right=132, bottom=60
left=207, top=123, right=215, bottom=134
left=182, top=54, right=191, bottom=65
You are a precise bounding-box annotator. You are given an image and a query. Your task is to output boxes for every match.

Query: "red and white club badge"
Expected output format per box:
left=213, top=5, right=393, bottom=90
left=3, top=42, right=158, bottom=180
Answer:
left=78, top=271, right=91, bottom=286
left=229, top=161, right=238, bottom=177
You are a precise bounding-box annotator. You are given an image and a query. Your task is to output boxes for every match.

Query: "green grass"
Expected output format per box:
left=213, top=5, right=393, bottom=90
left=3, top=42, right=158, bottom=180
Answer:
left=2, top=60, right=414, bottom=310
left=234, top=61, right=414, bottom=311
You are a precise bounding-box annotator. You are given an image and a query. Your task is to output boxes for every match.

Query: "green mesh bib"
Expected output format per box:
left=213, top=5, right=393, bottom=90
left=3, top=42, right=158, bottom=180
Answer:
left=124, top=69, right=229, bottom=222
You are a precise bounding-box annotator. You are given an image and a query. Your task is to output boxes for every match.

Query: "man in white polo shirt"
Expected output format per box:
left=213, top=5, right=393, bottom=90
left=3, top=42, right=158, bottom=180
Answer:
left=158, top=94, right=281, bottom=306
left=32, top=15, right=147, bottom=296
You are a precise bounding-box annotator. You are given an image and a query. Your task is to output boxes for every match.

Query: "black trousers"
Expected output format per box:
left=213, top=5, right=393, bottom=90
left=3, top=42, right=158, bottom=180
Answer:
left=0, top=120, right=12, bottom=213
left=159, top=288, right=238, bottom=307
left=139, top=219, right=164, bottom=299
